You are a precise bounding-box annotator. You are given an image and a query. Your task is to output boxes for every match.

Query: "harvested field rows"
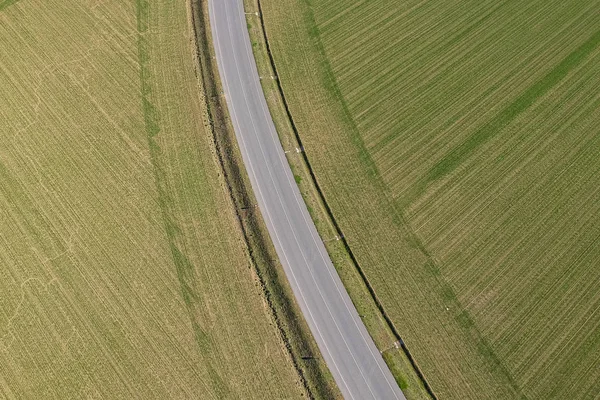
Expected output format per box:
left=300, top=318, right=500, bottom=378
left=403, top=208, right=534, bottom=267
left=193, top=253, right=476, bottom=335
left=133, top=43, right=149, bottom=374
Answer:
left=260, top=0, right=600, bottom=398
left=0, top=0, right=303, bottom=398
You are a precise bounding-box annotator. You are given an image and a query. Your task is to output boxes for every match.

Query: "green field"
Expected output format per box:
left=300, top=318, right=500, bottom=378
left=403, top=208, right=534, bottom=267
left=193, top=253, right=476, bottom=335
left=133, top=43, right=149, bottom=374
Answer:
left=259, top=0, right=600, bottom=398
left=0, top=0, right=308, bottom=398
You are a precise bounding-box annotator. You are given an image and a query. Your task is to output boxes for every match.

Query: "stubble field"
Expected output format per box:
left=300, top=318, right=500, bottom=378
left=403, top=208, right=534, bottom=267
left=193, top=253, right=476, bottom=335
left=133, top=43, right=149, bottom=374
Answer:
left=259, top=0, right=600, bottom=398
left=0, top=0, right=305, bottom=398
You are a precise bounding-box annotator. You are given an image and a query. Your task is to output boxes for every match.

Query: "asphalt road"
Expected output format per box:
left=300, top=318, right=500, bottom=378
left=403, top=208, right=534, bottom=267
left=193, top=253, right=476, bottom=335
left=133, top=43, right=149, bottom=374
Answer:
left=208, top=1, right=406, bottom=398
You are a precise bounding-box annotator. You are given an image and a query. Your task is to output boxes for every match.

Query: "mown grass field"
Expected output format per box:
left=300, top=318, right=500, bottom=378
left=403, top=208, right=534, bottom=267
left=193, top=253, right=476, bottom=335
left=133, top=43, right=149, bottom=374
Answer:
left=243, top=1, right=431, bottom=398
left=0, top=0, right=306, bottom=398
left=260, top=0, right=600, bottom=399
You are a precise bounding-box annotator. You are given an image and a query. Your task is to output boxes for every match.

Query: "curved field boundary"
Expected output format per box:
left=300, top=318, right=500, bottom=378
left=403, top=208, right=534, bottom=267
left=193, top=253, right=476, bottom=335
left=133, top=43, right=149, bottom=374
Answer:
left=254, top=0, right=437, bottom=398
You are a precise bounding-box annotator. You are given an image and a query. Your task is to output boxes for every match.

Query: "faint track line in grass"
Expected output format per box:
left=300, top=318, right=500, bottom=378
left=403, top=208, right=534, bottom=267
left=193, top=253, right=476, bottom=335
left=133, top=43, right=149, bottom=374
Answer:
left=369, top=0, right=514, bottom=155
left=255, top=1, right=437, bottom=398
left=256, top=0, right=600, bottom=397
left=394, top=208, right=529, bottom=400
left=0, top=277, right=58, bottom=351
left=426, top=28, right=600, bottom=186
left=256, top=1, right=533, bottom=397
left=188, top=0, right=327, bottom=398
left=135, top=1, right=228, bottom=397
left=302, top=0, right=383, bottom=183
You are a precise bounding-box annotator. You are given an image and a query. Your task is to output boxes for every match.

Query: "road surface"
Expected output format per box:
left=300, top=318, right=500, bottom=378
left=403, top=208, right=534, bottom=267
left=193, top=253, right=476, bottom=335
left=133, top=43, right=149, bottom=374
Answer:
left=208, top=1, right=406, bottom=398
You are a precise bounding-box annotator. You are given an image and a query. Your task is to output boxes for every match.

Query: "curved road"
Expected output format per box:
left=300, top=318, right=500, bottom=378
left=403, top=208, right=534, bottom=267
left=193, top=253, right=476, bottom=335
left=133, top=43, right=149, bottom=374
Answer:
left=208, top=1, right=405, bottom=399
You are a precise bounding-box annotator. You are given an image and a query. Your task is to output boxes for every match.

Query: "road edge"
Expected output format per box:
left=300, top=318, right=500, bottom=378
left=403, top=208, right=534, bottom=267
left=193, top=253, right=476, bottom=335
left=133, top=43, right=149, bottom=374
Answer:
left=245, top=1, right=437, bottom=398
left=187, top=0, right=342, bottom=398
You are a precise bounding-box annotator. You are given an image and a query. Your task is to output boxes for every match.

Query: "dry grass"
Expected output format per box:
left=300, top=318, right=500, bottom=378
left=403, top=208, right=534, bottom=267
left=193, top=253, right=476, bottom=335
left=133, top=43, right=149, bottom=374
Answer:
left=259, top=0, right=600, bottom=399
left=0, top=0, right=304, bottom=398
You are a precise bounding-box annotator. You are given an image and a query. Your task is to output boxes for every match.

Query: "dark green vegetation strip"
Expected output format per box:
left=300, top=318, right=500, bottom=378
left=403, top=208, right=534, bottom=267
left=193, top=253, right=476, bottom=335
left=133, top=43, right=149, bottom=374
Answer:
left=302, top=0, right=382, bottom=182
left=264, top=1, right=526, bottom=397
left=0, top=0, right=19, bottom=11
left=190, top=0, right=337, bottom=398
left=256, top=0, right=600, bottom=397
left=256, top=1, right=436, bottom=398
left=261, top=0, right=600, bottom=397
left=427, top=28, right=600, bottom=185
left=135, top=0, right=229, bottom=396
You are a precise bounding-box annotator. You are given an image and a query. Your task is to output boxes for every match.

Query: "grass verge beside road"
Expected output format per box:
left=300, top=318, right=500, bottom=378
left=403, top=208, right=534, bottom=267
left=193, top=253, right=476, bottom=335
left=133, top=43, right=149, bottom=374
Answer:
left=243, top=1, right=432, bottom=398
left=0, top=0, right=330, bottom=397
left=255, top=0, right=600, bottom=399
left=191, top=0, right=340, bottom=398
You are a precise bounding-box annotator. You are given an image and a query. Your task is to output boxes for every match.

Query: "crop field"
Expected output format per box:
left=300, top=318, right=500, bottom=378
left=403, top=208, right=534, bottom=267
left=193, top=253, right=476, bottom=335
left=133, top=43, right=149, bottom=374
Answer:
left=0, top=0, right=305, bottom=398
left=260, top=0, right=600, bottom=399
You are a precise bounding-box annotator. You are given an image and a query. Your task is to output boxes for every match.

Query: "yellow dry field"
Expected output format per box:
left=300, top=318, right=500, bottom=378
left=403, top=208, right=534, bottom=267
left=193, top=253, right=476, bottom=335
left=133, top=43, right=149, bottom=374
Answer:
left=260, top=0, right=600, bottom=399
left=0, top=0, right=303, bottom=398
